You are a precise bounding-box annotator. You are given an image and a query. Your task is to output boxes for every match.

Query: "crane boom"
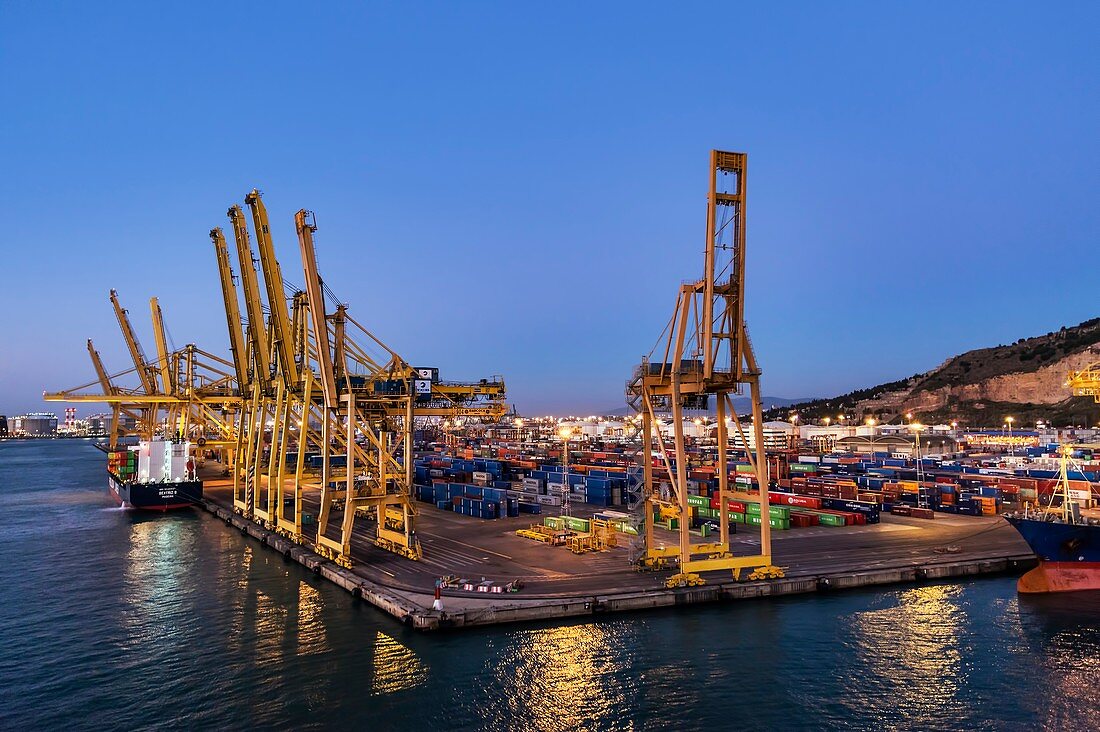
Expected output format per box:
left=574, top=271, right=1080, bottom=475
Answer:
left=295, top=209, right=338, bottom=407
left=109, top=289, right=157, bottom=395
left=210, top=227, right=249, bottom=391
left=86, top=339, right=115, bottom=395
left=245, top=189, right=299, bottom=386
left=149, top=297, right=175, bottom=395
left=227, top=205, right=271, bottom=390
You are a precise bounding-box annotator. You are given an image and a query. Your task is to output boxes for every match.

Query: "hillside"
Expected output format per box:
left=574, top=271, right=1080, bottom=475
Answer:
left=763, top=318, right=1100, bottom=427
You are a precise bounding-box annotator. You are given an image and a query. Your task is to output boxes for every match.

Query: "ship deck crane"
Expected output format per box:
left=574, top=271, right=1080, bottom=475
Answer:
left=626, top=150, right=778, bottom=583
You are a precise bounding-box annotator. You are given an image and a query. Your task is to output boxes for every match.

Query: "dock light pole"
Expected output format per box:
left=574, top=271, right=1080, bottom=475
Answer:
left=911, top=422, right=926, bottom=507
left=866, top=418, right=876, bottom=456
left=559, top=425, right=574, bottom=517
left=1006, top=416, right=1015, bottom=457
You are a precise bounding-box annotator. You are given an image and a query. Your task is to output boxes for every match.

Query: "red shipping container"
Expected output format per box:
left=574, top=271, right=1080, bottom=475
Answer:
left=769, top=492, right=822, bottom=509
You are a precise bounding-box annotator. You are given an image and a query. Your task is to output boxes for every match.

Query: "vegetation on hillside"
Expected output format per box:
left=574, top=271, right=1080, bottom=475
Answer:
left=762, top=317, right=1100, bottom=428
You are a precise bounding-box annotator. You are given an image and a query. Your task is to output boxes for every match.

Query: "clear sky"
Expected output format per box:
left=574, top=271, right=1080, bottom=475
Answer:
left=1, top=2, right=1097, bottom=417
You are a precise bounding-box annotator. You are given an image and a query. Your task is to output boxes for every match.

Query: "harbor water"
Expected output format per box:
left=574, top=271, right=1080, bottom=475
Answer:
left=1, top=439, right=1097, bottom=731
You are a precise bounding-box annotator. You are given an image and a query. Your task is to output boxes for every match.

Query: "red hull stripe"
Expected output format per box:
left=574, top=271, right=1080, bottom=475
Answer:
left=1018, top=562, right=1100, bottom=594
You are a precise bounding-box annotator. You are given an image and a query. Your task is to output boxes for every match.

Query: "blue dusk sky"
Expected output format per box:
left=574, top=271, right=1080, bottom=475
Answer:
left=1, top=2, right=1097, bottom=416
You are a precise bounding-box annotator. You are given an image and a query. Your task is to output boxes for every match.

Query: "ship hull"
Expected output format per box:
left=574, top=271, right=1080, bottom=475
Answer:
left=1006, top=515, right=1100, bottom=594
left=108, top=472, right=202, bottom=511
left=1017, top=561, right=1100, bottom=593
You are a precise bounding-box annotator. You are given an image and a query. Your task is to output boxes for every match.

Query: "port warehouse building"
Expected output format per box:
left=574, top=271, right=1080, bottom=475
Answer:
left=1, top=412, right=58, bottom=437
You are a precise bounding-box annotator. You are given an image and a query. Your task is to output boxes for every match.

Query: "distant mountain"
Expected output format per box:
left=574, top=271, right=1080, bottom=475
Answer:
left=762, top=317, right=1100, bottom=427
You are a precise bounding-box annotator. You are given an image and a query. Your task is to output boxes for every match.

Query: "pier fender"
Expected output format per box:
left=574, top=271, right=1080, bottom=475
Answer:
left=351, top=586, right=363, bottom=600
left=915, top=567, right=928, bottom=580
left=283, top=548, right=292, bottom=561
left=312, top=564, right=322, bottom=575
left=817, top=577, right=832, bottom=591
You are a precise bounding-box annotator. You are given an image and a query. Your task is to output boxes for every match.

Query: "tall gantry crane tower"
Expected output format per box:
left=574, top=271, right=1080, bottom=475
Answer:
left=627, top=150, right=777, bottom=583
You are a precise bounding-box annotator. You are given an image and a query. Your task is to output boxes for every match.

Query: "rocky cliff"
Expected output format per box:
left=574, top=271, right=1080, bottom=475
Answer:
left=767, top=318, right=1100, bottom=426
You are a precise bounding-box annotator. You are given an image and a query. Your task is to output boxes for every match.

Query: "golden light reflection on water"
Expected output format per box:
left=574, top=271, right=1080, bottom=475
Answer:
left=122, top=518, right=189, bottom=645
left=252, top=588, right=288, bottom=661
left=372, top=631, right=428, bottom=695
left=484, top=622, right=630, bottom=731
left=852, top=584, right=967, bottom=725
left=296, top=581, right=328, bottom=657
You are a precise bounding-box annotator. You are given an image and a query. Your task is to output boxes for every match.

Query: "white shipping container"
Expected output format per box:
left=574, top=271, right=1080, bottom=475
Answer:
left=537, top=495, right=562, bottom=506
left=169, top=443, right=189, bottom=481
left=137, top=441, right=152, bottom=482
left=798, top=455, right=821, bottom=464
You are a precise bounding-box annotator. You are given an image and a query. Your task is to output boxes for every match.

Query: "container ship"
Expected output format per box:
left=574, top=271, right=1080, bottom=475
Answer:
left=1005, top=446, right=1100, bottom=593
left=106, top=438, right=203, bottom=510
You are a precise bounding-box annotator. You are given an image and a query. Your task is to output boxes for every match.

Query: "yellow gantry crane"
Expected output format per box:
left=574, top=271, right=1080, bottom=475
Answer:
left=47, top=189, right=507, bottom=570
left=46, top=289, right=243, bottom=450
left=627, top=150, right=778, bottom=584
left=211, top=192, right=507, bottom=567
left=1067, top=364, right=1100, bottom=403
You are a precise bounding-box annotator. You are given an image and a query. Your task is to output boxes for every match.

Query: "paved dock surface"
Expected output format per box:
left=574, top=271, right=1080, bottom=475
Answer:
left=198, top=474, right=1034, bottom=630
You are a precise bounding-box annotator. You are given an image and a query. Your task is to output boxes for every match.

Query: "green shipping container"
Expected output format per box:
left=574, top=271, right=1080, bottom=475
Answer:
left=790, top=463, right=816, bottom=472
left=747, top=514, right=790, bottom=530
left=735, top=464, right=755, bottom=473
left=745, top=503, right=792, bottom=519
left=564, top=517, right=590, bottom=532
left=817, top=513, right=846, bottom=527
left=687, top=494, right=709, bottom=508
left=727, top=511, right=746, bottom=523
left=543, top=516, right=565, bottom=530
left=620, top=523, right=639, bottom=536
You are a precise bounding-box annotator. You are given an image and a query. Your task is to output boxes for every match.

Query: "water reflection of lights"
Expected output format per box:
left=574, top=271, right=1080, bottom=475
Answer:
left=122, top=518, right=192, bottom=646
left=296, top=581, right=328, bottom=657
left=1016, top=593, right=1100, bottom=728
left=484, top=622, right=629, bottom=730
left=372, top=631, right=428, bottom=695
left=851, top=584, right=968, bottom=727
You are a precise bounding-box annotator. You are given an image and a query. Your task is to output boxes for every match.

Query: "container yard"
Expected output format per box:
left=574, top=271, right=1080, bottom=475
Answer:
left=41, top=150, right=1094, bottom=630
left=181, top=427, right=1048, bottom=629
